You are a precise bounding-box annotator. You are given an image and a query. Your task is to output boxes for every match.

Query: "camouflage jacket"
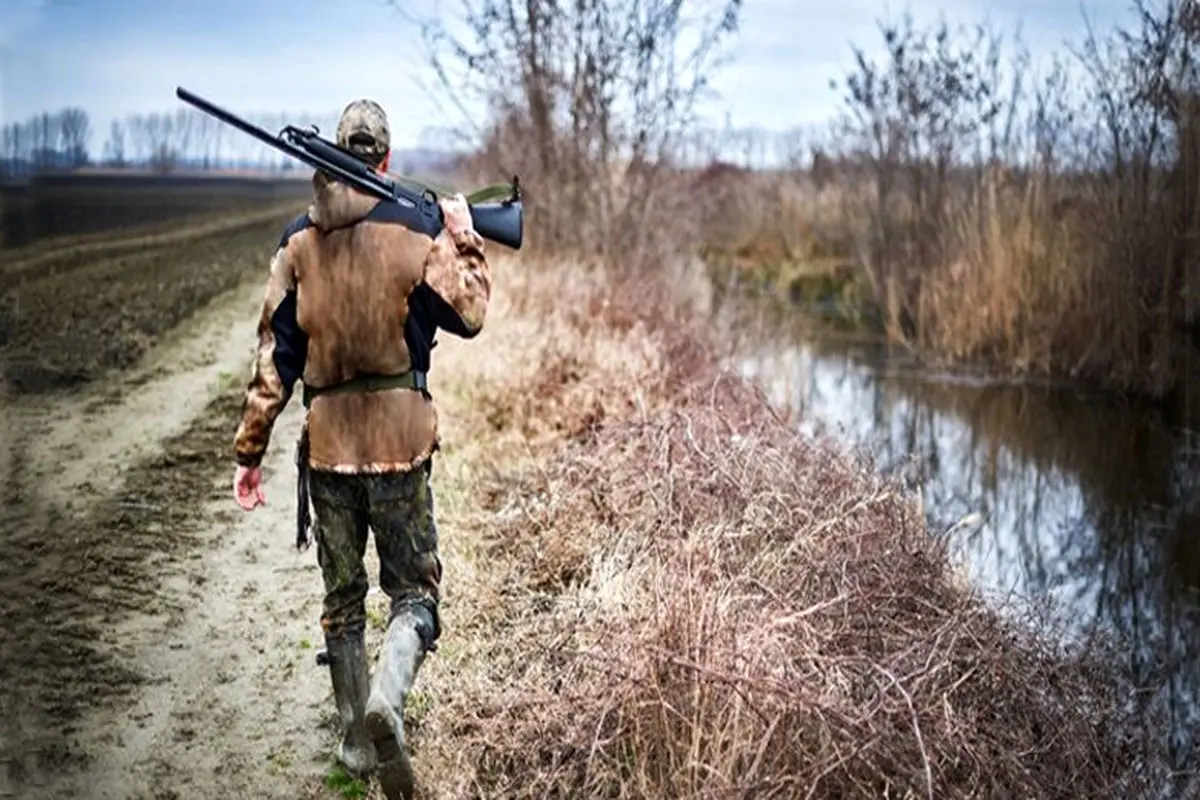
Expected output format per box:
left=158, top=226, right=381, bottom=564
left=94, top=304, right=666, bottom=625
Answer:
left=232, top=170, right=491, bottom=473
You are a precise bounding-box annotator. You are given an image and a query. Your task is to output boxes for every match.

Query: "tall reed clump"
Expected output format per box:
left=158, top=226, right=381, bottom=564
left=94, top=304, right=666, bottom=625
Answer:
left=819, top=0, right=1200, bottom=396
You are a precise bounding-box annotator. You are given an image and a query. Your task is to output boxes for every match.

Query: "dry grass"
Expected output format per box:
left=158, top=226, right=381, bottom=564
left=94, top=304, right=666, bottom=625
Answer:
left=699, top=156, right=1200, bottom=398
left=401, top=256, right=1175, bottom=800
left=692, top=3, right=1200, bottom=399
left=476, top=258, right=717, bottom=444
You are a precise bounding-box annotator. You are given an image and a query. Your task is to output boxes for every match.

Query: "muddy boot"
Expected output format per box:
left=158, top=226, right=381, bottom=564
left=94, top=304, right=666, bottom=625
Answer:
left=326, top=631, right=377, bottom=777
left=364, top=608, right=432, bottom=800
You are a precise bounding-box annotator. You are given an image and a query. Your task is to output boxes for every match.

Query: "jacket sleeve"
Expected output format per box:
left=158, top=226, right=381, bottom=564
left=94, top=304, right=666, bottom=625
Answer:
left=233, top=239, right=308, bottom=468
left=420, top=226, right=492, bottom=338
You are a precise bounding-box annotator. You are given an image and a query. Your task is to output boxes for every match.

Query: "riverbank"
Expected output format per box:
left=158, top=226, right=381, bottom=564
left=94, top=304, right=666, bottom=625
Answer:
left=699, top=161, right=1200, bottom=405
left=354, top=255, right=1174, bottom=798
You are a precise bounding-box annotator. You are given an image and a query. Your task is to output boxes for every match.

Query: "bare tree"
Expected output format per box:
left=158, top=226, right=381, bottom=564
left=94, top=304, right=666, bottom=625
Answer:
left=193, top=113, right=214, bottom=170
left=173, top=108, right=195, bottom=169
left=1, top=124, right=14, bottom=160
left=399, top=0, right=744, bottom=263
left=105, top=119, right=127, bottom=167
left=58, top=108, right=91, bottom=167
left=30, top=112, right=58, bottom=169
left=1072, top=0, right=1200, bottom=365
left=12, top=122, right=29, bottom=167
left=125, top=114, right=147, bottom=164
left=1, top=124, right=13, bottom=176
left=834, top=14, right=1026, bottom=330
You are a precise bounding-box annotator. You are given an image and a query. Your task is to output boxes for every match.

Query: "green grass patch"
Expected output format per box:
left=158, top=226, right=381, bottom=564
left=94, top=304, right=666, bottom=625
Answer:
left=323, top=765, right=369, bottom=799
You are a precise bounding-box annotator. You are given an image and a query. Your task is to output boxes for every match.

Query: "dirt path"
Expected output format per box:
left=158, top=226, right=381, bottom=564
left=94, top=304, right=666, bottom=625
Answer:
left=0, top=210, right=332, bottom=799
left=53, top=315, right=498, bottom=800
left=39, top=354, right=334, bottom=800
left=1, top=281, right=262, bottom=795
left=0, top=212, right=516, bottom=798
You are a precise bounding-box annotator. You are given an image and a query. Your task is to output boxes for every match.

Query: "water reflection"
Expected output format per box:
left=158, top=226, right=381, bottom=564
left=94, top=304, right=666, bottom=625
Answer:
left=729, top=312, right=1200, bottom=777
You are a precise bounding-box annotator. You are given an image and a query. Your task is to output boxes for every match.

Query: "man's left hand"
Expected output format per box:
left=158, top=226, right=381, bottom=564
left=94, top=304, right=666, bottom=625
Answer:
left=439, top=193, right=472, bottom=236
left=234, top=465, right=265, bottom=511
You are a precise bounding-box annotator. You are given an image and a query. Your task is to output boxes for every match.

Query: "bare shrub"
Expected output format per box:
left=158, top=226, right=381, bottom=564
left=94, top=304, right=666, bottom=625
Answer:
left=476, top=262, right=716, bottom=444
left=401, top=0, right=744, bottom=272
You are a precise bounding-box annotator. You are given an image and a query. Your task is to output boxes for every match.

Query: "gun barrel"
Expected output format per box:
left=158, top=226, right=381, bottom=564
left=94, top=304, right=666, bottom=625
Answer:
left=176, top=88, right=305, bottom=162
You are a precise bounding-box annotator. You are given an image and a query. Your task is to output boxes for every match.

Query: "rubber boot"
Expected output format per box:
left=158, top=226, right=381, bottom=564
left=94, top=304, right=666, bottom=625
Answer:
left=364, top=609, right=429, bottom=800
left=326, top=631, right=377, bottom=777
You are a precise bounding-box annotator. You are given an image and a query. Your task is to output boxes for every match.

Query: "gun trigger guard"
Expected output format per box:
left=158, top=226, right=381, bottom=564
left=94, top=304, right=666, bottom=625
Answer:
left=418, top=189, right=440, bottom=235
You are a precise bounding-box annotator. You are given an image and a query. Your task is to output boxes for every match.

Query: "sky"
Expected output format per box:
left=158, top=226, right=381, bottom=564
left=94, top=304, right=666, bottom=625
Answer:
left=0, top=0, right=1137, bottom=155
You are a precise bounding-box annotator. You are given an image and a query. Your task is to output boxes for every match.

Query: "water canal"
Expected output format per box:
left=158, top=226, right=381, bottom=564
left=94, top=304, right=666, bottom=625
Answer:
left=722, top=293, right=1200, bottom=783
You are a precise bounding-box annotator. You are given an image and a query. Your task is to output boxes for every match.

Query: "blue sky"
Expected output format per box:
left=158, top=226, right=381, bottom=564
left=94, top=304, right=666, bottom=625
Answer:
left=0, top=0, right=1134, bottom=153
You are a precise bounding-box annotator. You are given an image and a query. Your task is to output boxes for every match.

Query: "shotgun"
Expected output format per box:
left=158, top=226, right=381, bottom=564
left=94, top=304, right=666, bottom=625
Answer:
left=175, top=86, right=524, bottom=250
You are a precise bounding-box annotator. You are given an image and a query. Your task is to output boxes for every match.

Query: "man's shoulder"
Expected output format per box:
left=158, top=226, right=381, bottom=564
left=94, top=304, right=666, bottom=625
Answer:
left=362, top=201, right=439, bottom=241
left=278, top=212, right=315, bottom=249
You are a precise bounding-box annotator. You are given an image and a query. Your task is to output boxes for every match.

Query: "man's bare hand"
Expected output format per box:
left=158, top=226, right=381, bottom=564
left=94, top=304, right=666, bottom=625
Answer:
left=234, top=465, right=266, bottom=511
left=439, top=193, right=472, bottom=236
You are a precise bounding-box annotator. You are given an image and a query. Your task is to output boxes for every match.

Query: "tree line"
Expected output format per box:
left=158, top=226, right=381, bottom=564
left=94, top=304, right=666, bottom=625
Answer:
left=0, top=104, right=831, bottom=179
left=0, top=107, right=340, bottom=176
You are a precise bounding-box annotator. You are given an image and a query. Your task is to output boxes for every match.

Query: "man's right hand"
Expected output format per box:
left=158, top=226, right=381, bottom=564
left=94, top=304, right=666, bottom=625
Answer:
left=234, top=465, right=265, bottom=511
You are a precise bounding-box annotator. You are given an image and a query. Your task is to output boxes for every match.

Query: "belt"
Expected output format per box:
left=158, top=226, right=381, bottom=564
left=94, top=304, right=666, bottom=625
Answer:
left=301, top=370, right=428, bottom=409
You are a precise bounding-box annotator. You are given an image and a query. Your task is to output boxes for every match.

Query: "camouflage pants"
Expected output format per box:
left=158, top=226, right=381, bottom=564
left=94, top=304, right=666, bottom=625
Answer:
left=308, top=462, right=442, bottom=641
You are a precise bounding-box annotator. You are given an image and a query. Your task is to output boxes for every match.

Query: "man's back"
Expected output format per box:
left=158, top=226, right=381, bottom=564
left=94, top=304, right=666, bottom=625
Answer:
left=291, top=172, right=440, bottom=472
left=295, top=174, right=428, bottom=385
left=233, top=169, right=491, bottom=476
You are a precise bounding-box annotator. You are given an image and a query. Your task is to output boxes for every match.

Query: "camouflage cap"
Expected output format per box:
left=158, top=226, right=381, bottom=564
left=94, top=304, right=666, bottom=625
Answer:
left=336, top=99, right=390, bottom=163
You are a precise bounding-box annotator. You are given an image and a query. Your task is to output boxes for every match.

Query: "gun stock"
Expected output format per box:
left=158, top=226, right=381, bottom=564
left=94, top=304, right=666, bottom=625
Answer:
left=175, top=87, right=524, bottom=251
left=467, top=197, right=523, bottom=252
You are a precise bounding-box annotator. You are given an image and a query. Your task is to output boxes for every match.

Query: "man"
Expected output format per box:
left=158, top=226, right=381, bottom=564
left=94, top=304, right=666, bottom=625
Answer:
left=229, top=98, right=491, bottom=800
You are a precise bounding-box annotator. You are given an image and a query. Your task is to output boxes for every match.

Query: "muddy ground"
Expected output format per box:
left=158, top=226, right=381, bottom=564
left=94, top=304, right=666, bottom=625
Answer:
left=0, top=206, right=403, bottom=799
